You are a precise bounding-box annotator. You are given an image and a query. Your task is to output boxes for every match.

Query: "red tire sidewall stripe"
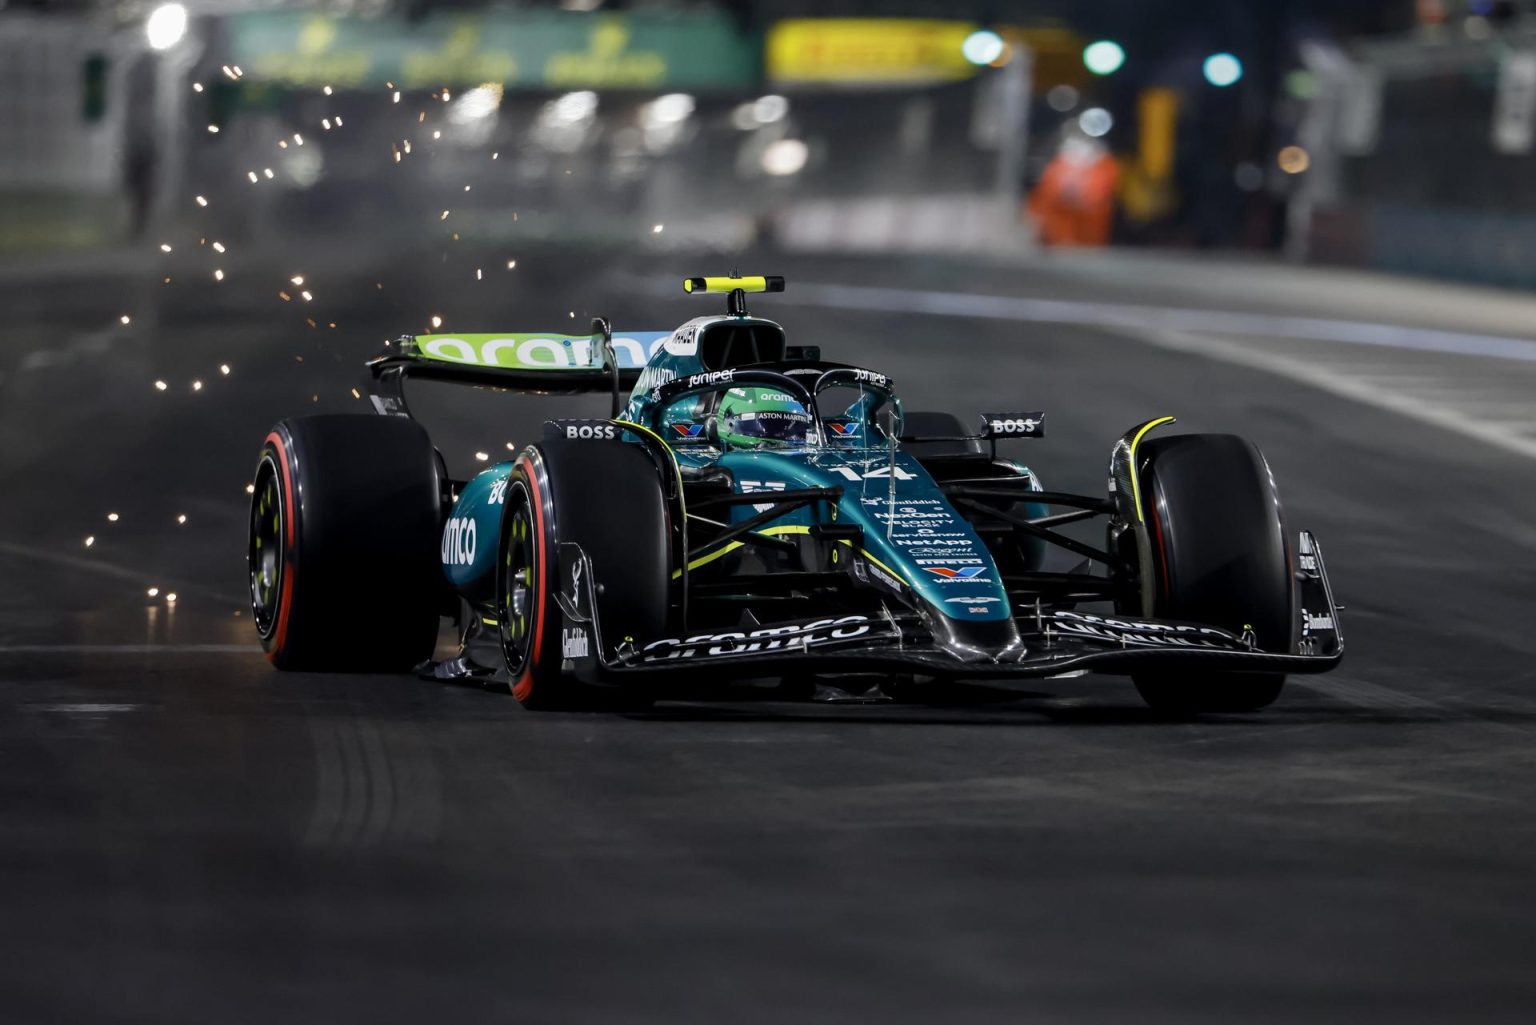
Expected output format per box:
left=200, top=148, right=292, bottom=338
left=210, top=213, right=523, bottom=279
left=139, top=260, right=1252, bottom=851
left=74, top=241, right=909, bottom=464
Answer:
left=511, top=460, right=547, bottom=702
left=264, top=430, right=298, bottom=662
left=1148, top=479, right=1172, bottom=607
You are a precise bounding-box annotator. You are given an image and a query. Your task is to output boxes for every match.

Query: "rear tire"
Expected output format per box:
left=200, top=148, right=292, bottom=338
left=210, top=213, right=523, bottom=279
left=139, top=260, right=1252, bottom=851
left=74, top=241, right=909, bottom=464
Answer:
left=499, top=438, right=670, bottom=710
left=1128, top=434, right=1293, bottom=714
left=250, top=415, right=444, bottom=671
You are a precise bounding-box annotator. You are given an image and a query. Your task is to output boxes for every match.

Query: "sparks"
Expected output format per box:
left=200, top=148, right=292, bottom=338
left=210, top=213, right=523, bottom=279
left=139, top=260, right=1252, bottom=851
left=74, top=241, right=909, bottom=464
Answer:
left=322, top=118, right=332, bottom=130
left=350, top=387, right=361, bottom=399
left=248, top=171, right=259, bottom=183
left=212, top=241, right=225, bottom=253
left=492, top=151, right=500, bottom=160
left=392, top=91, right=401, bottom=103
left=192, top=83, right=203, bottom=93
left=176, top=514, right=187, bottom=524
left=464, top=184, right=471, bottom=192
left=507, top=259, right=516, bottom=269
left=154, top=380, right=168, bottom=391
left=290, top=275, right=304, bottom=285
left=244, top=483, right=255, bottom=494
left=432, top=130, right=441, bottom=140
left=278, top=140, right=288, bottom=149
left=195, top=195, right=208, bottom=207
left=159, top=244, right=172, bottom=252
left=333, top=116, right=343, bottom=126
left=84, top=536, right=95, bottom=547
left=263, top=168, right=274, bottom=179
left=166, top=593, right=178, bottom=604
left=440, top=210, right=450, bottom=220
left=120, top=314, right=131, bottom=325
left=147, top=587, right=160, bottom=598
left=474, top=452, right=489, bottom=462
left=219, top=364, right=230, bottom=375
left=191, top=380, right=203, bottom=391
left=213, top=269, right=224, bottom=281
left=430, top=315, right=443, bottom=328
left=293, top=133, right=304, bottom=146
left=300, top=290, right=313, bottom=302
left=653, top=224, right=664, bottom=233
left=207, top=125, right=220, bottom=134
left=475, top=268, right=482, bottom=280
left=107, top=513, right=119, bottom=522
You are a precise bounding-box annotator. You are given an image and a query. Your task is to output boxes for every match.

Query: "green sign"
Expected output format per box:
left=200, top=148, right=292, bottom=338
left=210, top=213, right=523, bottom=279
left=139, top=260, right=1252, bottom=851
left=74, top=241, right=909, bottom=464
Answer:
left=228, top=11, right=759, bottom=91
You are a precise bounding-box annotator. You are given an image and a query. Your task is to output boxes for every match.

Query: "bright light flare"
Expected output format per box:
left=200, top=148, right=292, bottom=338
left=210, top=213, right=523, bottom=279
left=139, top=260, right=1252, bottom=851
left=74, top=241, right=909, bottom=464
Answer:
left=146, top=4, right=188, bottom=51
left=962, top=30, right=1006, bottom=66
left=1204, top=53, right=1243, bottom=87
left=761, top=138, right=809, bottom=176
left=1083, top=40, right=1126, bottom=76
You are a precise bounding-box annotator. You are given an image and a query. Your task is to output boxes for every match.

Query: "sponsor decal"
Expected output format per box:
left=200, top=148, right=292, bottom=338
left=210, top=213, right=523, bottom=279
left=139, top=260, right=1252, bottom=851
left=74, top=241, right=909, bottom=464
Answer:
left=945, top=596, right=1000, bottom=604
left=555, top=420, right=618, bottom=440
left=1299, top=553, right=1319, bottom=573
left=640, top=614, right=877, bottom=661
left=865, top=562, right=905, bottom=592
left=562, top=628, right=589, bottom=659
left=1301, top=608, right=1335, bottom=632
left=417, top=332, right=669, bottom=371
left=671, top=422, right=705, bottom=439
left=826, top=421, right=860, bottom=438
left=664, top=325, right=699, bottom=356
left=686, top=369, right=735, bottom=389
left=917, top=557, right=983, bottom=565
left=739, top=479, right=788, bottom=513
left=442, top=516, right=477, bottom=566
left=852, top=368, right=890, bottom=387
left=488, top=479, right=508, bottom=506
left=861, top=496, right=942, bottom=507
left=830, top=464, right=917, bottom=482
left=1052, top=611, right=1241, bottom=650
left=982, top=411, right=1046, bottom=437
left=924, top=566, right=990, bottom=582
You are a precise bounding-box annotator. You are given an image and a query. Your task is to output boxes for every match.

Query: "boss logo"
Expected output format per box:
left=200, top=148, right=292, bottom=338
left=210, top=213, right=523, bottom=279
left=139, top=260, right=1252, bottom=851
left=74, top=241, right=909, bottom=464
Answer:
left=442, top=516, right=477, bottom=566
left=564, top=423, right=617, bottom=440
left=982, top=411, right=1046, bottom=436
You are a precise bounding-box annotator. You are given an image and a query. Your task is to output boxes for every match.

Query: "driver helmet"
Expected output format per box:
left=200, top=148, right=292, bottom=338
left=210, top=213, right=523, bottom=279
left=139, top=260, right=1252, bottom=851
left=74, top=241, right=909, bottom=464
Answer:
left=715, top=386, right=814, bottom=449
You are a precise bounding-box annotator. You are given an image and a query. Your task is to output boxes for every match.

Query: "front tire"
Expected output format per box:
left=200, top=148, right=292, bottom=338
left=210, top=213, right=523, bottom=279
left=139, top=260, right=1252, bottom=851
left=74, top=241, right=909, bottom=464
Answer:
left=250, top=415, right=444, bottom=671
left=499, top=438, right=670, bottom=710
left=1128, top=433, right=1293, bottom=714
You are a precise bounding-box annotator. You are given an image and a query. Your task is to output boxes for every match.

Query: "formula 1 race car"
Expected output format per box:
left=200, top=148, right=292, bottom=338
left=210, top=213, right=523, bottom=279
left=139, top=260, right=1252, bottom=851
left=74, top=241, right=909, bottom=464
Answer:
left=248, top=275, right=1342, bottom=713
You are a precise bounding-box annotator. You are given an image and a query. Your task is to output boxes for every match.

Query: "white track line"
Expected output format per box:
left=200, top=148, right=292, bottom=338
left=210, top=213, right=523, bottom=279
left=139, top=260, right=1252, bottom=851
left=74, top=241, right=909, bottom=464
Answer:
left=789, top=282, right=1536, bottom=362
left=788, top=283, right=1536, bottom=461
left=0, top=644, right=260, bottom=654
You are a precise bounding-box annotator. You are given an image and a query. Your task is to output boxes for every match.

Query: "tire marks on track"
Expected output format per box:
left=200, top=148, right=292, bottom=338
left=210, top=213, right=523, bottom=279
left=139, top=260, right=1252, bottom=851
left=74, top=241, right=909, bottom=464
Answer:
left=304, top=715, right=442, bottom=850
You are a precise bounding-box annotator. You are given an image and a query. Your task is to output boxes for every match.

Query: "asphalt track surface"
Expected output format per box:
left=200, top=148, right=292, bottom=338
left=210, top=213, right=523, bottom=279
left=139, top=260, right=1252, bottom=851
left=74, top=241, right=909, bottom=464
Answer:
left=3, top=243, right=1536, bottom=1024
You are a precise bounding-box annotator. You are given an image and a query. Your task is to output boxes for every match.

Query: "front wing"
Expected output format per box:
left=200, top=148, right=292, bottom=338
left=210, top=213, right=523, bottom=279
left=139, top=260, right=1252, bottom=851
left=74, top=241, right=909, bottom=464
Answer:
left=556, top=532, right=1343, bottom=684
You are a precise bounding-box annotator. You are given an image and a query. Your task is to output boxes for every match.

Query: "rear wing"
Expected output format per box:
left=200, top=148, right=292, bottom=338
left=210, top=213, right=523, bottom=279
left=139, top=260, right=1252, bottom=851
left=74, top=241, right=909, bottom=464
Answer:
left=366, top=319, right=671, bottom=418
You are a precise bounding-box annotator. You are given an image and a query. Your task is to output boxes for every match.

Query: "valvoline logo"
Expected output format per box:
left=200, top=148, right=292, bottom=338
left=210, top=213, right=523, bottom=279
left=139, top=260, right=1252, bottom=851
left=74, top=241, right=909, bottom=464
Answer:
left=671, top=422, right=705, bottom=438
left=826, top=421, right=860, bottom=437
left=924, top=566, right=987, bottom=580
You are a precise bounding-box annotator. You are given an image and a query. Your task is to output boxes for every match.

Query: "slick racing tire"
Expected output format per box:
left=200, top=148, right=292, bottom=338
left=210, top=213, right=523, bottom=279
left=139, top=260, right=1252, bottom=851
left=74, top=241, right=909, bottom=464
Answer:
left=1129, top=433, right=1293, bottom=714
left=250, top=415, right=444, bottom=671
left=498, top=438, right=669, bottom=710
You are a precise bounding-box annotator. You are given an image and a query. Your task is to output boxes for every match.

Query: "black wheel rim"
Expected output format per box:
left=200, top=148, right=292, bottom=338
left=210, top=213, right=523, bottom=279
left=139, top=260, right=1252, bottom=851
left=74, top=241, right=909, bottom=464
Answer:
left=249, top=457, right=284, bottom=637
left=501, top=489, right=537, bottom=675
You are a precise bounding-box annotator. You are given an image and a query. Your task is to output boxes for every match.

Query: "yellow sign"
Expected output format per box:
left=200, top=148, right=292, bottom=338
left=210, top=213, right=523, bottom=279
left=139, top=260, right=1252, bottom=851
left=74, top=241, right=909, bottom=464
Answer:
left=767, top=19, right=980, bottom=84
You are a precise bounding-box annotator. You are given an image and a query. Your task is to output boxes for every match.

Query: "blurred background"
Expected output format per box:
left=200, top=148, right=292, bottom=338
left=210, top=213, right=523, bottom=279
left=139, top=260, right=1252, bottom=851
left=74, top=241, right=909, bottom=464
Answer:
left=4, top=0, right=1534, bottom=280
